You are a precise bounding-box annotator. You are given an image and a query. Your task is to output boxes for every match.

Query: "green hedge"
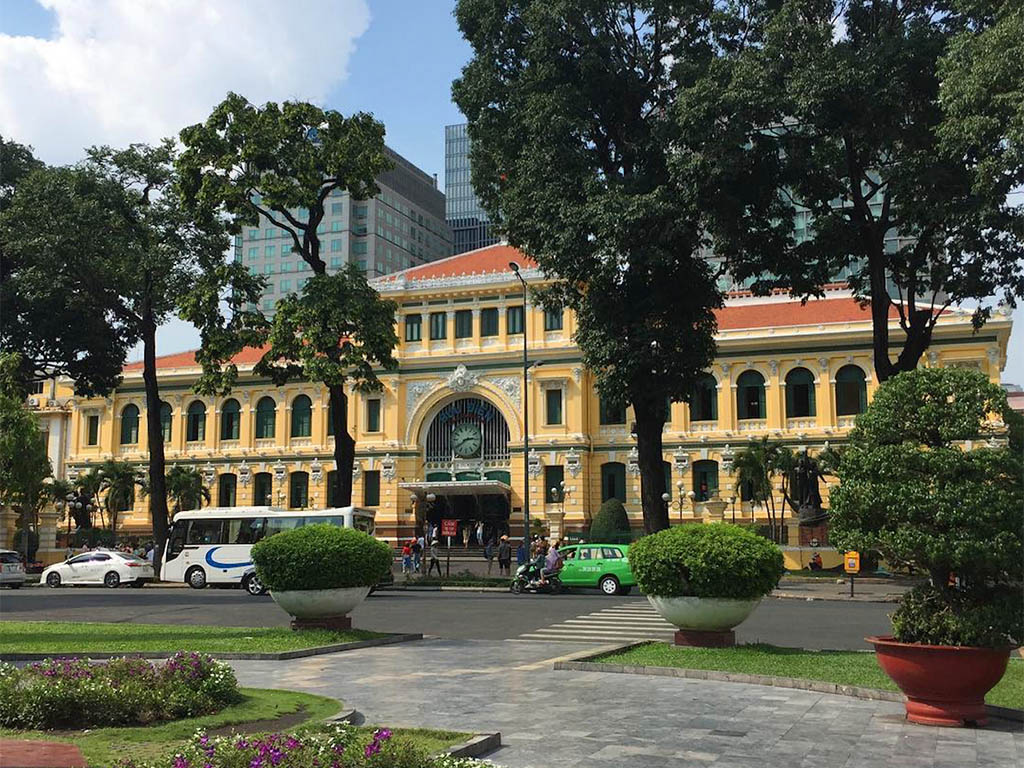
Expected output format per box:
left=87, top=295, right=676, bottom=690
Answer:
left=252, top=525, right=391, bottom=592
left=629, top=524, right=784, bottom=599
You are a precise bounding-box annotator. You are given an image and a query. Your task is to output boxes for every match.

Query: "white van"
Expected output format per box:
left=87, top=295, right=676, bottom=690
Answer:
left=160, top=506, right=377, bottom=590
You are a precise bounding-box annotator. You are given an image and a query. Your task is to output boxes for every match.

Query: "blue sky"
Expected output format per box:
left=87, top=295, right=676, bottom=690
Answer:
left=1, top=0, right=1020, bottom=383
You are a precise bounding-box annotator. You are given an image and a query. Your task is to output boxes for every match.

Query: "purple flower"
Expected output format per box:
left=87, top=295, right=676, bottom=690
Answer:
left=364, top=741, right=381, bottom=758
left=373, top=728, right=392, bottom=742
left=285, top=737, right=300, bottom=750
left=172, top=756, right=190, bottom=768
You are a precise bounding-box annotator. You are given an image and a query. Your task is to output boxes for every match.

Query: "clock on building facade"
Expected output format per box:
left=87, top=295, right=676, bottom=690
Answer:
left=451, top=422, right=482, bottom=458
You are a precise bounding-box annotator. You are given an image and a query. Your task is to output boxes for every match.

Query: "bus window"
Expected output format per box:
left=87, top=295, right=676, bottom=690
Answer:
left=264, top=517, right=302, bottom=537
left=304, top=516, right=342, bottom=528
left=353, top=517, right=374, bottom=534
left=227, top=518, right=266, bottom=544
left=187, top=519, right=224, bottom=545
left=166, top=524, right=186, bottom=560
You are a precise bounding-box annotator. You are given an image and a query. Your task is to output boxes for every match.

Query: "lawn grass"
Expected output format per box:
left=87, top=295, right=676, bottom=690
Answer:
left=594, top=642, right=1024, bottom=710
left=0, top=621, right=384, bottom=654
left=0, top=687, right=341, bottom=765
left=0, top=689, right=471, bottom=765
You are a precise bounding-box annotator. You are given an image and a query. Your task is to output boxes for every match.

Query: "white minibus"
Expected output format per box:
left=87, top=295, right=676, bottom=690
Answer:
left=161, top=506, right=377, bottom=591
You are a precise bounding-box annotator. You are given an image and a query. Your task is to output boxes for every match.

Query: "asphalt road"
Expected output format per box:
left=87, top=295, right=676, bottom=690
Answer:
left=0, top=586, right=893, bottom=650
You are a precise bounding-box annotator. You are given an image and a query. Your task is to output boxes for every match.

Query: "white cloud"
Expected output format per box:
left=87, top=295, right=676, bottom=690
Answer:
left=0, top=0, right=371, bottom=164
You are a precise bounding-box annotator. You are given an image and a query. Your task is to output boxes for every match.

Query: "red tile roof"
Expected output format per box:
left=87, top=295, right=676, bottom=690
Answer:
left=378, top=243, right=537, bottom=282
left=716, top=298, right=898, bottom=330
left=122, top=346, right=269, bottom=372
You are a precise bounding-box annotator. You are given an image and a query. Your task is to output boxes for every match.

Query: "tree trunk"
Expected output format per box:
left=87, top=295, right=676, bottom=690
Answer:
left=329, top=384, right=355, bottom=507
left=141, top=311, right=170, bottom=576
left=867, top=251, right=896, bottom=383
left=632, top=397, right=669, bottom=533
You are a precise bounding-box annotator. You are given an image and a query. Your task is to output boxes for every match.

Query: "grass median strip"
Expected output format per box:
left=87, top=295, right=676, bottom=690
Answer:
left=0, top=621, right=383, bottom=654
left=1, top=688, right=470, bottom=765
left=593, top=642, right=1023, bottom=710
left=0, top=687, right=340, bottom=764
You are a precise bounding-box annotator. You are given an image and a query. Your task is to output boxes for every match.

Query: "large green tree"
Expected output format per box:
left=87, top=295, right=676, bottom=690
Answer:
left=454, top=0, right=726, bottom=532
left=80, top=141, right=264, bottom=572
left=1, top=143, right=137, bottom=398
left=0, top=380, right=51, bottom=547
left=177, top=94, right=400, bottom=506
left=686, top=0, right=1024, bottom=382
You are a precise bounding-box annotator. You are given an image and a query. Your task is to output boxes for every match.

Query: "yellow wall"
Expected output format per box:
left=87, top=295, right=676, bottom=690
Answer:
left=63, top=272, right=1013, bottom=546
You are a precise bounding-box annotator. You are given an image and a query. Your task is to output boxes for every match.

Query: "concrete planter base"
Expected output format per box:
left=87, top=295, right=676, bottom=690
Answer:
left=271, top=586, right=370, bottom=626
left=648, top=595, right=761, bottom=646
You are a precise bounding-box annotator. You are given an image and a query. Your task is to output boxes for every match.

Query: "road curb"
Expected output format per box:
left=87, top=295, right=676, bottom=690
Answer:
left=444, top=732, right=502, bottom=758
left=770, top=592, right=902, bottom=603
left=552, top=642, right=1023, bottom=723
left=376, top=585, right=509, bottom=592
left=0, top=633, right=424, bottom=662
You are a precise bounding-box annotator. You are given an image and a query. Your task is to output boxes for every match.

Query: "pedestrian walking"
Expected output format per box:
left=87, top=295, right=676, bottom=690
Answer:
left=476, top=521, right=485, bottom=547
left=484, top=537, right=496, bottom=575
left=427, top=539, right=443, bottom=577
left=401, top=540, right=413, bottom=574
left=497, top=535, right=512, bottom=577
left=516, top=538, right=527, bottom=568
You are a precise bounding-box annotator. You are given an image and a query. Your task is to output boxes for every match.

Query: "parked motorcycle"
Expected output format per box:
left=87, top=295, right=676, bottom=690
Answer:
left=510, top=561, right=564, bottom=594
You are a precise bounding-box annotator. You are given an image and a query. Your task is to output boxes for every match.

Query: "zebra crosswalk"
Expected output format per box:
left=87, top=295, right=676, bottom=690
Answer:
left=511, top=601, right=676, bottom=644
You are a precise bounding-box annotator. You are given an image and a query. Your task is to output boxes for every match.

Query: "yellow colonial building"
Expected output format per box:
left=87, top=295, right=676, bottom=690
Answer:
left=57, top=243, right=1014, bottom=563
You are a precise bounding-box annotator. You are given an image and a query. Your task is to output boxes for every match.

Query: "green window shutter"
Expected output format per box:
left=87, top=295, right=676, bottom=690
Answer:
left=545, top=389, right=563, bottom=424
left=757, top=384, right=766, bottom=419
left=363, top=470, right=381, bottom=506
left=809, top=379, right=817, bottom=416
left=366, top=399, right=381, bottom=432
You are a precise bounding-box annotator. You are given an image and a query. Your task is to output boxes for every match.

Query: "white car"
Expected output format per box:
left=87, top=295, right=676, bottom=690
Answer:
left=43, top=550, right=154, bottom=588
left=0, top=550, right=25, bottom=589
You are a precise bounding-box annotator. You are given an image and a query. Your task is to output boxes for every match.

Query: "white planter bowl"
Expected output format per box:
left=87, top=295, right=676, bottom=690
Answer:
left=270, top=586, right=370, bottom=619
left=647, top=595, right=761, bottom=632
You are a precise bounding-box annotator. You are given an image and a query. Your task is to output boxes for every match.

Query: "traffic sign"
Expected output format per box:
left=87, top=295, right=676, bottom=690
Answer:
left=844, top=551, right=860, bottom=574
left=441, top=519, right=458, bottom=537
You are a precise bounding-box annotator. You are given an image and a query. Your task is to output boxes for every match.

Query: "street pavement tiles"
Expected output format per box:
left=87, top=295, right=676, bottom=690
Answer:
left=511, top=600, right=676, bottom=643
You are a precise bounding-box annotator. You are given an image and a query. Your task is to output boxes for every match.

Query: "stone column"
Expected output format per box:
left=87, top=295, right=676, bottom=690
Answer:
left=0, top=506, right=17, bottom=550
left=37, top=505, right=61, bottom=565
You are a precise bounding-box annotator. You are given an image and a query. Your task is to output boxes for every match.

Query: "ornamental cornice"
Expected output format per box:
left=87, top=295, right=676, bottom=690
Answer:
left=373, top=267, right=545, bottom=294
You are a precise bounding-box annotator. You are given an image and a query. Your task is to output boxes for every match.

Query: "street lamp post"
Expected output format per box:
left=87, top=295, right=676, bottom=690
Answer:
left=509, top=261, right=531, bottom=548
left=661, top=481, right=687, bottom=526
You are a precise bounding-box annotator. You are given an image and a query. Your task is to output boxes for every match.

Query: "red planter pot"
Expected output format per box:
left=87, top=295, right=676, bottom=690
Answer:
left=867, top=635, right=1011, bottom=727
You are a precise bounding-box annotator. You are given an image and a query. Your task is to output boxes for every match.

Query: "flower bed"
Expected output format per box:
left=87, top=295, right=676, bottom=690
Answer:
left=121, top=724, right=487, bottom=768
left=0, top=653, right=239, bottom=729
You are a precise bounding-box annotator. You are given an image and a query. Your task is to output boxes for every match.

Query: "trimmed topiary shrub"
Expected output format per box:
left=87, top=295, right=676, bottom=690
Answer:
left=252, top=524, right=391, bottom=592
left=629, top=524, right=784, bottom=599
left=588, top=498, right=632, bottom=543
left=829, top=368, right=1024, bottom=647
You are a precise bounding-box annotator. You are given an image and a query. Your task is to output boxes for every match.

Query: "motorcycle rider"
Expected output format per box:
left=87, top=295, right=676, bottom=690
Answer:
left=539, top=539, right=563, bottom=586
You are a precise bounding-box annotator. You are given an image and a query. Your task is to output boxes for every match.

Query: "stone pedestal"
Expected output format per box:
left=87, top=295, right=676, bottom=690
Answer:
left=290, top=615, right=352, bottom=632
left=703, top=491, right=728, bottom=523
left=546, top=511, right=565, bottom=540
left=0, top=507, right=16, bottom=550
left=674, top=629, right=735, bottom=647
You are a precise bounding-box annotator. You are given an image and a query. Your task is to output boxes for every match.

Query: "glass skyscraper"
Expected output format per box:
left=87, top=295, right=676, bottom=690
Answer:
left=236, top=147, right=452, bottom=316
left=445, top=123, right=500, bottom=254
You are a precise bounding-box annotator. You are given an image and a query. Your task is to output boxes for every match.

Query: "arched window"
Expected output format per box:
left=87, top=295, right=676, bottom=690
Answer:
left=120, top=404, right=139, bottom=445
left=218, top=474, right=237, bottom=507
left=253, top=472, right=273, bottom=506
left=255, top=397, right=277, bottom=439
left=785, top=367, right=816, bottom=418
left=291, top=395, right=312, bottom=438
left=836, top=365, right=867, bottom=416
left=601, top=462, right=626, bottom=503
left=220, top=399, right=240, bottom=440
left=289, top=471, right=309, bottom=509
left=736, top=370, right=766, bottom=420
left=690, top=374, right=718, bottom=421
left=693, top=460, right=719, bottom=502
left=159, top=402, right=172, bottom=443
left=186, top=401, right=206, bottom=442
left=326, top=470, right=338, bottom=508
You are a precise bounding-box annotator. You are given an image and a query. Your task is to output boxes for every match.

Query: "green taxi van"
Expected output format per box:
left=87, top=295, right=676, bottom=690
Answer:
left=556, top=543, right=636, bottom=595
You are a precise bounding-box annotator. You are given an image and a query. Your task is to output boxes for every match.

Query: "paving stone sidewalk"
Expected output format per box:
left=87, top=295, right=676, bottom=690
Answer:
left=230, top=638, right=1022, bottom=768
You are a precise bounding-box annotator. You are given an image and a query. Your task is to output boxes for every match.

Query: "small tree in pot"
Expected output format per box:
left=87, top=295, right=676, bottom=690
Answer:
left=252, top=525, right=392, bottom=631
left=629, top=524, right=783, bottom=647
left=830, top=367, right=1023, bottom=726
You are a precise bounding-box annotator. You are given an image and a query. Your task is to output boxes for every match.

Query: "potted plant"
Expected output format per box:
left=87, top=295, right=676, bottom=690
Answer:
left=252, top=524, right=392, bottom=630
left=629, top=523, right=783, bottom=646
left=830, top=367, right=1023, bottom=726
